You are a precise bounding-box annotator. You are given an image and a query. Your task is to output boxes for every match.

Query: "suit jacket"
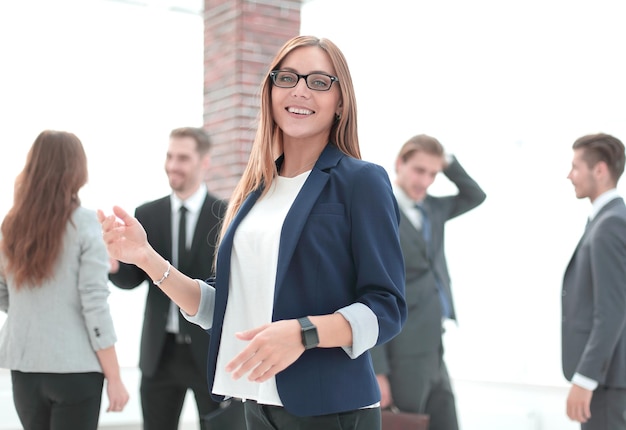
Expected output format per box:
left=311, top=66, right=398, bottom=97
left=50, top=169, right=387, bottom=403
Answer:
left=207, top=144, right=407, bottom=417
left=562, top=197, right=626, bottom=388
left=109, top=192, right=226, bottom=379
left=371, top=157, right=486, bottom=375
left=0, top=207, right=116, bottom=373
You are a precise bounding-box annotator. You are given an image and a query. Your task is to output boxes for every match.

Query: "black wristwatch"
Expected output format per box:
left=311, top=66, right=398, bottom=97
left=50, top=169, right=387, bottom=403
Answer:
left=297, top=317, right=319, bottom=350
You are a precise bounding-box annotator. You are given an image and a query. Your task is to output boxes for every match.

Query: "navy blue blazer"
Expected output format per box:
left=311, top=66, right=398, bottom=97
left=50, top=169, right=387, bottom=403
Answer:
left=207, top=144, right=407, bottom=416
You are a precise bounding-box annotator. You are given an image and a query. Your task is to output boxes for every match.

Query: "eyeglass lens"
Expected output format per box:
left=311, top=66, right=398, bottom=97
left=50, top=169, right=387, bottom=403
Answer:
left=272, top=71, right=335, bottom=91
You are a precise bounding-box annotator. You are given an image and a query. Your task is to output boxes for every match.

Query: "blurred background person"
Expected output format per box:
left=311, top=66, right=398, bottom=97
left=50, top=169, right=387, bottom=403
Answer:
left=371, top=134, right=486, bottom=430
left=0, top=130, right=129, bottom=430
left=108, top=127, right=228, bottom=430
left=562, top=133, right=626, bottom=430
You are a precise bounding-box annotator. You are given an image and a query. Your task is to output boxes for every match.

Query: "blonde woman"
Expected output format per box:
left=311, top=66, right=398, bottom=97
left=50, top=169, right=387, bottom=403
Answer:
left=100, top=36, right=406, bottom=430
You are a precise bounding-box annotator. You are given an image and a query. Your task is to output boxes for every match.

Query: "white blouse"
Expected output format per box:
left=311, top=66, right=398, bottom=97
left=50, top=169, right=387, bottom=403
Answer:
left=212, top=172, right=310, bottom=405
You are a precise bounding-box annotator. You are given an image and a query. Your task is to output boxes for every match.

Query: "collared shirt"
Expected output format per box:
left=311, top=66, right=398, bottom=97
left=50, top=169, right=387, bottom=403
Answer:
left=393, top=185, right=425, bottom=230
left=589, top=188, right=620, bottom=221
left=166, top=183, right=208, bottom=333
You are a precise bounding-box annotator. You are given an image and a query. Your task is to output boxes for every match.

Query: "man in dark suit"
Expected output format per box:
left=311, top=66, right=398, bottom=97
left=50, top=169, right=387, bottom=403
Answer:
left=371, top=134, right=486, bottom=430
left=562, top=133, right=626, bottom=430
left=109, top=127, right=227, bottom=430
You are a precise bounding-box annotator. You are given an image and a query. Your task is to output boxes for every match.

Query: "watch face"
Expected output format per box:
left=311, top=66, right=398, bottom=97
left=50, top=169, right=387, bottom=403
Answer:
left=303, top=326, right=319, bottom=349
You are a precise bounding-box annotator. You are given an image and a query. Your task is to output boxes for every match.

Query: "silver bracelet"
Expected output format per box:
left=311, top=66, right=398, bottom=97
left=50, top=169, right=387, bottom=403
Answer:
left=153, top=261, right=171, bottom=287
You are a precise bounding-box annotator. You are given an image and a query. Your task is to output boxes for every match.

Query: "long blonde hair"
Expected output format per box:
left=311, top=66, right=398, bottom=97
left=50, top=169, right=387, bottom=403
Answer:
left=1, top=130, right=88, bottom=288
left=219, top=35, right=360, bottom=241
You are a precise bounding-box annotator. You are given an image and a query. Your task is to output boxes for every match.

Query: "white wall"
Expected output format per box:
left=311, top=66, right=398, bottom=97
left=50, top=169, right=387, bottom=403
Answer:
left=1, top=0, right=626, bottom=429
left=301, top=0, right=626, bottom=428
left=0, top=0, right=204, bottom=428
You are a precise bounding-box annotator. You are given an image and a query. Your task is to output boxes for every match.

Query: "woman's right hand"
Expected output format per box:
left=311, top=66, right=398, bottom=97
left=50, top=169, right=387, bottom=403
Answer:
left=98, top=206, right=150, bottom=267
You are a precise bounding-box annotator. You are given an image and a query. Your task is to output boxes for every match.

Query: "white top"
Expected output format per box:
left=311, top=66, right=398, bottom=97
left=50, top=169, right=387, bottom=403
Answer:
left=212, top=171, right=310, bottom=405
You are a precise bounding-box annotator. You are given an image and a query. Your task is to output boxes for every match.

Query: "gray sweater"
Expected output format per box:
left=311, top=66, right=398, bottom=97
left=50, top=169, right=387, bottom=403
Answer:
left=0, top=207, right=117, bottom=373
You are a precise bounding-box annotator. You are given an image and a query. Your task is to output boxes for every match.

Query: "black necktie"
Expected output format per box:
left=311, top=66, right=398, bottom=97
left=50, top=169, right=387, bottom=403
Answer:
left=175, top=205, right=192, bottom=340
left=178, top=205, right=189, bottom=270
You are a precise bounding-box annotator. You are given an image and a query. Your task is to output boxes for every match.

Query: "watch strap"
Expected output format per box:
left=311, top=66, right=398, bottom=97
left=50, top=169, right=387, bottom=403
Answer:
left=297, top=317, right=319, bottom=350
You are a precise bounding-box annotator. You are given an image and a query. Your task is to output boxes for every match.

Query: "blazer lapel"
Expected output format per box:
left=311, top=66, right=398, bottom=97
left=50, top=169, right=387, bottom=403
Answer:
left=216, top=190, right=260, bottom=280
left=215, top=144, right=343, bottom=306
left=274, top=144, right=343, bottom=297
left=565, top=198, right=624, bottom=272
left=213, top=189, right=261, bottom=321
left=398, top=210, right=429, bottom=260
left=565, top=219, right=591, bottom=273
left=156, top=198, right=173, bottom=261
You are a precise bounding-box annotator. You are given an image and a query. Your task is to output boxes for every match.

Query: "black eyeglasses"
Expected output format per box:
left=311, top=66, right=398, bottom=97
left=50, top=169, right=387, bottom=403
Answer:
left=269, top=70, right=339, bottom=92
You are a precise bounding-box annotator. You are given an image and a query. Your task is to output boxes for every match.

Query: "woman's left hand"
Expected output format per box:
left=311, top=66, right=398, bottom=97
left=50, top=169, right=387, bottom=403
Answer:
left=225, top=319, right=305, bottom=383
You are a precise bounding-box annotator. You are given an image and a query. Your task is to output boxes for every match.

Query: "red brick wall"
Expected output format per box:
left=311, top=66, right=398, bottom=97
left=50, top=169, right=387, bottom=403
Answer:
left=203, top=0, right=301, bottom=199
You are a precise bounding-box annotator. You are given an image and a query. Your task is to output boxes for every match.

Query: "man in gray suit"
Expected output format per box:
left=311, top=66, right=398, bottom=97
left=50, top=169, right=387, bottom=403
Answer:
left=371, top=134, right=486, bottom=430
left=563, top=133, right=626, bottom=430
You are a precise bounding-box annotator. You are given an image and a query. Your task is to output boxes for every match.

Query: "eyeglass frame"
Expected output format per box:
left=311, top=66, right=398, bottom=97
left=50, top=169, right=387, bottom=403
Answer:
left=269, top=70, right=339, bottom=92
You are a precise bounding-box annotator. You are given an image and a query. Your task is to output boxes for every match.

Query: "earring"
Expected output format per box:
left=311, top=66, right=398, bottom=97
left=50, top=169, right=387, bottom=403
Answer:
left=335, top=113, right=341, bottom=122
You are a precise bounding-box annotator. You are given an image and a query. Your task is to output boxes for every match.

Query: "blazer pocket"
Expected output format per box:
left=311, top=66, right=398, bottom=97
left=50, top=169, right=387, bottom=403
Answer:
left=310, top=203, right=344, bottom=216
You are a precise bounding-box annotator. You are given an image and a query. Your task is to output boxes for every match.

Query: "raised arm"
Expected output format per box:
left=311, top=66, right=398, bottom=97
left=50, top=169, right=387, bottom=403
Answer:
left=441, top=155, right=487, bottom=218
left=98, top=206, right=202, bottom=316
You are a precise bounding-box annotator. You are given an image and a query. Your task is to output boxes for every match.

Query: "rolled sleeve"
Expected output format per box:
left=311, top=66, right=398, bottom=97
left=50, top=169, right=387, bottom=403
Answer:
left=180, top=279, right=215, bottom=330
left=337, top=302, right=379, bottom=359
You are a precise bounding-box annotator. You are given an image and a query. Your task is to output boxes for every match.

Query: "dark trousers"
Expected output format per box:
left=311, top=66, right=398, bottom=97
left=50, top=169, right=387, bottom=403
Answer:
left=390, top=346, right=459, bottom=430
left=11, top=370, right=104, bottom=430
left=141, top=334, right=220, bottom=430
left=582, top=386, right=626, bottom=430
left=244, top=401, right=382, bottom=430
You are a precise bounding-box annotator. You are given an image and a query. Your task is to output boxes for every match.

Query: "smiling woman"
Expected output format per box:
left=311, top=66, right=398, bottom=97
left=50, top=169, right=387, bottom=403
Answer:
left=98, top=35, right=407, bottom=430
left=3, top=0, right=626, bottom=428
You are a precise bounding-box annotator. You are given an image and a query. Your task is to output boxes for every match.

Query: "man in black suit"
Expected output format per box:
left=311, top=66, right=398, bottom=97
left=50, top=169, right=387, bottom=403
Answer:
left=371, top=134, right=486, bottom=430
left=109, top=127, right=227, bottom=430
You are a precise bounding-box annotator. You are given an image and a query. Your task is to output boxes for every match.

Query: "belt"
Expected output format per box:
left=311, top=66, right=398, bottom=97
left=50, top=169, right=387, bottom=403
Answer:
left=167, top=332, right=192, bottom=345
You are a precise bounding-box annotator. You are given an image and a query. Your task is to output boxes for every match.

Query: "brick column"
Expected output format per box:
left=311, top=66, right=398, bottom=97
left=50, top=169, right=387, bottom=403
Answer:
left=203, top=0, right=301, bottom=198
